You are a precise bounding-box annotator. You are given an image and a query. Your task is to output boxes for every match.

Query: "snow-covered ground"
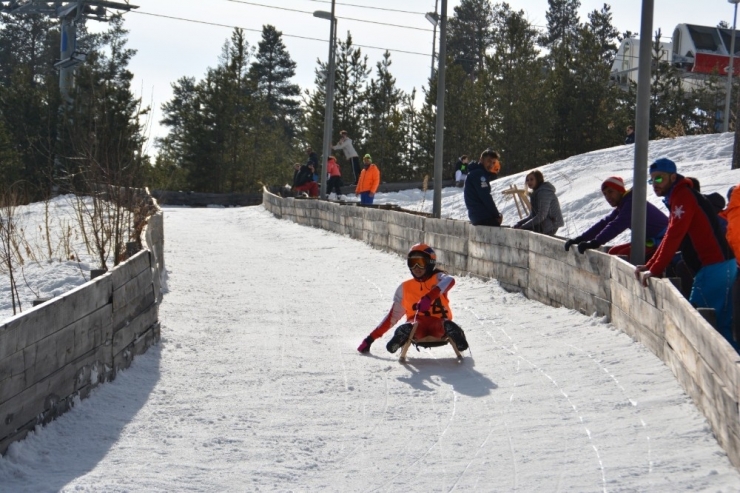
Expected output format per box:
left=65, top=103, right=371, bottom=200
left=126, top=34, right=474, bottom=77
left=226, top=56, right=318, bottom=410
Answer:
left=2, top=133, right=739, bottom=321
left=0, top=205, right=739, bottom=491
left=1, top=134, right=740, bottom=490
left=367, top=133, right=740, bottom=246
left=0, top=195, right=106, bottom=320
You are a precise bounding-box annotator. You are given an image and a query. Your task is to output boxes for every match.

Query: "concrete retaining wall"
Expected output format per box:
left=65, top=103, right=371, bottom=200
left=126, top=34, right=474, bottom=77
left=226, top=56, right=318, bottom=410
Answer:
left=0, top=191, right=164, bottom=454
left=263, top=189, right=740, bottom=468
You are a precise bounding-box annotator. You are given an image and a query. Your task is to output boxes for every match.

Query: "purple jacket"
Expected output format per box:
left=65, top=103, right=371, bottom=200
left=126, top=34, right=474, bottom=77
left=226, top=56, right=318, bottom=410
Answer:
left=580, top=190, right=668, bottom=244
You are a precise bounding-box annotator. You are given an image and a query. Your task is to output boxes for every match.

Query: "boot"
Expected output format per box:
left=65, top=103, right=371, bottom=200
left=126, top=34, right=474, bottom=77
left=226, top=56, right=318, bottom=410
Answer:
left=386, top=324, right=413, bottom=353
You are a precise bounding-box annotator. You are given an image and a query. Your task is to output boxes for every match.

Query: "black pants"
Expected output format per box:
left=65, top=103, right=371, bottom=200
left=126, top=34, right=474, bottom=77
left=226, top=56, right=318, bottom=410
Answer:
left=350, top=156, right=361, bottom=183
left=471, top=216, right=502, bottom=227
left=327, top=176, right=343, bottom=195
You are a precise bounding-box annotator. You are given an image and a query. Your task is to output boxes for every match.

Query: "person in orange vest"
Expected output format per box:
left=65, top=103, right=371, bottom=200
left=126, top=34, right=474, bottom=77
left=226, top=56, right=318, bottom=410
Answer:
left=356, top=243, right=468, bottom=354
left=355, top=154, right=380, bottom=205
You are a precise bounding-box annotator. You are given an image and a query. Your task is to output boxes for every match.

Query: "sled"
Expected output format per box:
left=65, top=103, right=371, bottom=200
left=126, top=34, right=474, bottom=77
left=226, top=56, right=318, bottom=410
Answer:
left=398, top=322, right=464, bottom=363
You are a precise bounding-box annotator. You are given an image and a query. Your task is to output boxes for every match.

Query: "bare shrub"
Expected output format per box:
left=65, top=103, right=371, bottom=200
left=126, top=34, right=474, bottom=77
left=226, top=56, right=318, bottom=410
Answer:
left=0, top=184, right=26, bottom=315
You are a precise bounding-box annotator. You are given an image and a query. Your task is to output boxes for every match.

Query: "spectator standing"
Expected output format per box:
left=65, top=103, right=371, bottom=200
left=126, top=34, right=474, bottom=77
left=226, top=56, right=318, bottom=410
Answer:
left=463, top=149, right=503, bottom=226
left=292, top=162, right=319, bottom=197
left=333, top=131, right=361, bottom=184
left=355, top=154, right=380, bottom=205
left=721, top=184, right=740, bottom=343
left=306, top=147, right=319, bottom=182
left=625, top=125, right=635, bottom=145
left=454, top=155, right=469, bottom=187
left=326, top=156, right=343, bottom=200
left=668, top=177, right=728, bottom=299
left=634, top=158, right=736, bottom=347
left=513, top=170, right=564, bottom=235
left=564, top=176, right=668, bottom=258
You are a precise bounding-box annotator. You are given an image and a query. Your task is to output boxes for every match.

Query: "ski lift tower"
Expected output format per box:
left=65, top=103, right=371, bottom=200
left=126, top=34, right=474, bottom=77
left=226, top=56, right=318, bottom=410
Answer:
left=0, top=1, right=139, bottom=102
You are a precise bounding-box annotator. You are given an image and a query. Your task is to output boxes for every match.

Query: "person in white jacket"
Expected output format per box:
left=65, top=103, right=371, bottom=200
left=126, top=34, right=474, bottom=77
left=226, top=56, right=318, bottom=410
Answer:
left=333, top=130, right=360, bottom=183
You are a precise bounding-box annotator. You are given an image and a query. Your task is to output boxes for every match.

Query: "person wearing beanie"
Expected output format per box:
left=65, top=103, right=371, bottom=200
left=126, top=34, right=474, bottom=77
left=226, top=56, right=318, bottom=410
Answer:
left=355, top=154, right=380, bottom=205
left=563, top=176, right=669, bottom=258
left=635, top=158, right=737, bottom=348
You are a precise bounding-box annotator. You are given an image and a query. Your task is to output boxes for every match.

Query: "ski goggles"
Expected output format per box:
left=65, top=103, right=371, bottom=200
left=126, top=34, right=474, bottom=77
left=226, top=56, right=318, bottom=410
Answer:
left=407, top=257, right=428, bottom=269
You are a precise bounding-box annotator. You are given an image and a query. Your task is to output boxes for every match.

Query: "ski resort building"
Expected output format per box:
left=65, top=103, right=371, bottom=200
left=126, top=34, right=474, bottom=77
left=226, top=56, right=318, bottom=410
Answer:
left=610, top=23, right=740, bottom=90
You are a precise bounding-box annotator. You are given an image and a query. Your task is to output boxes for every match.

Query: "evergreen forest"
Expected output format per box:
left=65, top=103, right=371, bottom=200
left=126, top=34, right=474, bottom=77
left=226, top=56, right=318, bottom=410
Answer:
left=0, top=0, right=736, bottom=200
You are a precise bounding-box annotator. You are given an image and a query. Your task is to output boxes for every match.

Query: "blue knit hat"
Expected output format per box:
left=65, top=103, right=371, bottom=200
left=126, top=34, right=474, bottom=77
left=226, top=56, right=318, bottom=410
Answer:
left=649, top=158, right=677, bottom=174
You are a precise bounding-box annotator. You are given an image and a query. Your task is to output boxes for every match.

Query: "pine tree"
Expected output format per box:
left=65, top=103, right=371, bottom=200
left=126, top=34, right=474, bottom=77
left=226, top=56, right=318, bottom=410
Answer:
left=587, top=4, right=620, bottom=68
left=486, top=4, right=551, bottom=172
left=650, top=29, right=691, bottom=137
left=447, top=0, right=495, bottom=77
left=248, top=24, right=300, bottom=138
left=0, top=13, right=59, bottom=197
left=0, top=114, right=22, bottom=187
left=363, top=51, right=405, bottom=180
left=539, top=0, right=581, bottom=49
left=61, top=15, right=147, bottom=193
left=300, top=57, right=328, bottom=158
left=333, top=33, right=370, bottom=149
left=161, top=29, right=294, bottom=193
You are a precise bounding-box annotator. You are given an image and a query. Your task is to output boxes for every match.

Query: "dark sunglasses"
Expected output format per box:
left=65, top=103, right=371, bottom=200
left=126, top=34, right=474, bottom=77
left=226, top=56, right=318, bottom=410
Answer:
left=648, top=175, right=665, bottom=185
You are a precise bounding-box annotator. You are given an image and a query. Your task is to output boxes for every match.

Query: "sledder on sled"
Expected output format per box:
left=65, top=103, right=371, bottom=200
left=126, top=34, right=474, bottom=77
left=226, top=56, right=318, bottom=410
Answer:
left=356, top=243, right=469, bottom=362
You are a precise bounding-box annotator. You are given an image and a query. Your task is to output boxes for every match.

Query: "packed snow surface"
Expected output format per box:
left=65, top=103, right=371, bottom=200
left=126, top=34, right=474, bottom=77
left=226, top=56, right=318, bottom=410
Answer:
left=0, top=205, right=739, bottom=491
left=3, top=133, right=739, bottom=321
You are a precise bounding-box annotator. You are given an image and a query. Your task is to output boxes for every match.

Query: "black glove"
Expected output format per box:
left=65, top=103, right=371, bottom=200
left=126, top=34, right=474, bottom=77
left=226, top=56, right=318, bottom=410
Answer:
left=577, top=240, right=602, bottom=254
left=564, top=237, right=581, bottom=251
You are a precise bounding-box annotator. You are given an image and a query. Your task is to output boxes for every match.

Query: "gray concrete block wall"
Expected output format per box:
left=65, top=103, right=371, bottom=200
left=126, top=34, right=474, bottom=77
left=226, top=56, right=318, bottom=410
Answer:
left=263, top=189, right=740, bottom=469
left=0, top=191, right=164, bottom=455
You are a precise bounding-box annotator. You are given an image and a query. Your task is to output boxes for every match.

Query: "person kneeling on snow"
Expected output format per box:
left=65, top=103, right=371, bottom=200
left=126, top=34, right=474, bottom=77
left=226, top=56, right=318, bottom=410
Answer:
left=357, top=244, right=468, bottom=354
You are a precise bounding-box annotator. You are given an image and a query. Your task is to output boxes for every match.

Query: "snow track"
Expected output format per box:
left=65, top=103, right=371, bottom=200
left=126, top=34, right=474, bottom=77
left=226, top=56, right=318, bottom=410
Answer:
left=0, top=206, right=739, bottom=492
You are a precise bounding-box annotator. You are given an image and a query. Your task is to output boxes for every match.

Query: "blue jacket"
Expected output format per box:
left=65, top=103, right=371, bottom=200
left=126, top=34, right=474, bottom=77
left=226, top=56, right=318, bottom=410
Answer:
left=580, top=190, right=668, bottom=244
left=463, top=162, right=501, bottom=225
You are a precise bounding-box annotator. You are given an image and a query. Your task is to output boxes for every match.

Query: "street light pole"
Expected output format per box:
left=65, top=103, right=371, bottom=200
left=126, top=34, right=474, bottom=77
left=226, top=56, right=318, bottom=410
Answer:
left=724, top=0, right=740, bottom=133
left=629, top=0, right=654, bottom=266
left=432, top=0, right=447, bottom=219
left=314, top=1, right=337, bottom=200
left=425, top=0, right=439, bottom=82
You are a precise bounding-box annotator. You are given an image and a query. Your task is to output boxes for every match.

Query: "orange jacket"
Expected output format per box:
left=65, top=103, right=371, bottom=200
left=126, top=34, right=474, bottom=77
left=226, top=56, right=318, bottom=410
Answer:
left=355, top=164, right=380, bottom=194
left=722, top=183, right=740, bottom=261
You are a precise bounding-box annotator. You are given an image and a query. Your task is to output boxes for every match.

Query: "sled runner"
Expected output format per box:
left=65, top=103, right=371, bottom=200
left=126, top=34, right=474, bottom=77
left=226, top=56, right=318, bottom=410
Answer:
left=398, top=322, right=464, bottom=363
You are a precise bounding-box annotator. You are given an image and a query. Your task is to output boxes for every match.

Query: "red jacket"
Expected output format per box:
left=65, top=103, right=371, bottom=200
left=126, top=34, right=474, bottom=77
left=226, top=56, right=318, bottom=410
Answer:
left=646, top=178, right=731, bottom=275
left=327, top=159, right=341, bottom=177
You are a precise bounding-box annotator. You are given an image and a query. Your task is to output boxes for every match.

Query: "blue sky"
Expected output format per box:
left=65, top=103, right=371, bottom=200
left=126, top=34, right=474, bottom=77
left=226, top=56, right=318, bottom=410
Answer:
left=99, top=0, right=739, bottom=143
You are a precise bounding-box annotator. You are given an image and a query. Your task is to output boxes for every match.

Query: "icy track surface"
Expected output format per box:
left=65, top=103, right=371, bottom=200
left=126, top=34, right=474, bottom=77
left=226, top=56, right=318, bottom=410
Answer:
left=1, top=206, right=739, bottom=492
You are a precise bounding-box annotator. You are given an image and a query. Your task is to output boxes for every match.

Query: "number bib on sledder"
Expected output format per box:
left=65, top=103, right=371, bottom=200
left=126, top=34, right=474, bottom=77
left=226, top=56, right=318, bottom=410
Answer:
left=400, top=274, right=453, bottom=321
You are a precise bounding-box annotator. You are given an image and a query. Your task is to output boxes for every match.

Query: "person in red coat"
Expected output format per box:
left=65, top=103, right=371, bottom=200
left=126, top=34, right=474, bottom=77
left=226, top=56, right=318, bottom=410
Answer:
left=326, top=156, right=343, bottom=199
left=635, top=158, right=736, bottom=347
